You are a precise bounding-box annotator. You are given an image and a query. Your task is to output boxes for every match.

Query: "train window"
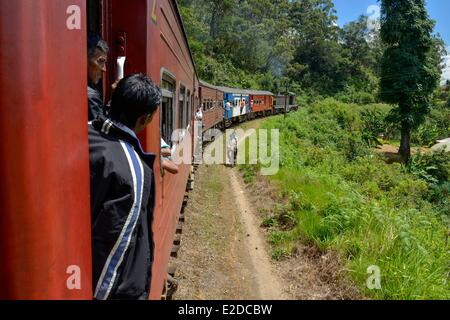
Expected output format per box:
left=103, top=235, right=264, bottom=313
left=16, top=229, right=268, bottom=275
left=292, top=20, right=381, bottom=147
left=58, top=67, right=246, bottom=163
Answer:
left=161, top=73, right=176, bottom=147
left=186, top=91, right=191, bottom=129
left=178, top=85, right=186, bottom=130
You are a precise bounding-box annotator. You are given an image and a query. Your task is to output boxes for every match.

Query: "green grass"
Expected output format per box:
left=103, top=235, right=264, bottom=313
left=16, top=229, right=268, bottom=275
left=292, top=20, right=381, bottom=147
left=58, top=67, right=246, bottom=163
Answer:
left=246, top=98, right=450, bottom=299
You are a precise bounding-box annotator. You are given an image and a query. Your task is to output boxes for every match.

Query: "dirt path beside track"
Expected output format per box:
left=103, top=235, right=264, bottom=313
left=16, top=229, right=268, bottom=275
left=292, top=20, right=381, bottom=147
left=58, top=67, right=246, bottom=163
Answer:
left=173, top=162, right=287, bottom=300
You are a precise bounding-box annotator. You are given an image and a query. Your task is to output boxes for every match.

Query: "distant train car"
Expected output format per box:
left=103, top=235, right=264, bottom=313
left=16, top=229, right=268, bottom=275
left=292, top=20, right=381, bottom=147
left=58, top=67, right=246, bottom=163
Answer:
left=249, top=90, right=274, bottom=118
left=199, top=80, right=225, bottom=132
left=0, top=0, right=198, bottom=300
left=273, top=93, right=298, bottom=114
left=217, top=86, right=251, bottom=124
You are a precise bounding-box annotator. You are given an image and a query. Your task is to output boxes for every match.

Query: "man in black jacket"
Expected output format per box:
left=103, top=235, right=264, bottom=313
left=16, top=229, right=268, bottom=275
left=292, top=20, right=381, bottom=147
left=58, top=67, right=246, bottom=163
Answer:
left=89, top=74, right=161, bottom=300
left=87, top=34, right=109, bottom=121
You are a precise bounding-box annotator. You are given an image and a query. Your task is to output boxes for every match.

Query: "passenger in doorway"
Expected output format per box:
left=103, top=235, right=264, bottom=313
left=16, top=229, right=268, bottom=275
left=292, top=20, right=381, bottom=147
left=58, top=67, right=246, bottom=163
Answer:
left=87, top=33, right=109, bottom=121
left=195, top=106, right=203, bottom=121
left=240, top=99, right=245, bottom=115
left=193, top=106, right=204, bottom=161
left=161, top=138, right=179, bottom=174
left=89, top=74, right=161, bottom=300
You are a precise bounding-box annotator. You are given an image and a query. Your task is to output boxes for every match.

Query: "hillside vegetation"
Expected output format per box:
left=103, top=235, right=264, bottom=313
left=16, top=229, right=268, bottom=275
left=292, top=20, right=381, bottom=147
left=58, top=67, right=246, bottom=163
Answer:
left=241, top=99, right=449, bottom=299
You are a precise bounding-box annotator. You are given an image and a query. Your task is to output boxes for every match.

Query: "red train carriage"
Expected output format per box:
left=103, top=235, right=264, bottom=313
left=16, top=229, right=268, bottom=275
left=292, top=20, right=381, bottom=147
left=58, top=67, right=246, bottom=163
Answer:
left=199, top=80, right=225, bottom=132
left=249, top=90, right=274, bottom=118
left=0, top=0, right=198, bottom=299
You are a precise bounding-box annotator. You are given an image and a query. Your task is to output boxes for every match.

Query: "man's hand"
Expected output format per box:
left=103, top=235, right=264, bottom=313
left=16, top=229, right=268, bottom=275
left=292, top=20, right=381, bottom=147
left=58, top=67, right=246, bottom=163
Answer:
left=111, top=79, right=120, bottom=92
left=162, top=158, right=179, bottom=175
left=161, top=148, right=171, bottom=158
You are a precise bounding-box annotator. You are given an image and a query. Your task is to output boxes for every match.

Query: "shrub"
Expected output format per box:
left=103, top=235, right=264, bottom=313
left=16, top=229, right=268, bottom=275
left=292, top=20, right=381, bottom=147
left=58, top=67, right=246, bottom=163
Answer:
left=408, top=151, right=450, bottom=185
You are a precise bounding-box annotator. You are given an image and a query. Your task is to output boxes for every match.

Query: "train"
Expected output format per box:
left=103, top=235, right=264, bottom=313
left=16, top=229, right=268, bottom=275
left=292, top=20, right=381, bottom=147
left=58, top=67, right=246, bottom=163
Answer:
left=0, top=0, right=297, bottom=300
left=200, top=82, right=297, bottom=132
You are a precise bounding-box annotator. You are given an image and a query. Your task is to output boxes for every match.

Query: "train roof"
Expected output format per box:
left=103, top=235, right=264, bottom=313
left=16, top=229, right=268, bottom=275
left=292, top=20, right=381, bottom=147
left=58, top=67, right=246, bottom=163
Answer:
left=215, top=85, right=274, bottom=96
left=275, top=92, right=297, bottom=97
left=199, top=80, right=223, bottom=91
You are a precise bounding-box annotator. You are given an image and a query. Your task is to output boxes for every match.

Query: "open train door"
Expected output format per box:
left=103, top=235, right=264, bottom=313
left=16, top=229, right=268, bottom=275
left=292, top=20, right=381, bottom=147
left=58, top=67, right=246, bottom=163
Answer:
left=0, top=0, right=92, bottom=299
left=96, top=0, right=164, bottom=299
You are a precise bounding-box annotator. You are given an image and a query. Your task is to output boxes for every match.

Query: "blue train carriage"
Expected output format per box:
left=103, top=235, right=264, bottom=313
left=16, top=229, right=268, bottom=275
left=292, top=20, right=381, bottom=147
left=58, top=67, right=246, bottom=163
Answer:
left=217, top=86, right=251, bottom=124
left=274, top=92, right=298, bottom=114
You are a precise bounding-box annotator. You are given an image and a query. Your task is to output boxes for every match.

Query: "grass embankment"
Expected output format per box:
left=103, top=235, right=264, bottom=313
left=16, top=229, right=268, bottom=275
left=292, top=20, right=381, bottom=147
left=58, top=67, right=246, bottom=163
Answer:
left=240, top=98, right=449, bottom=299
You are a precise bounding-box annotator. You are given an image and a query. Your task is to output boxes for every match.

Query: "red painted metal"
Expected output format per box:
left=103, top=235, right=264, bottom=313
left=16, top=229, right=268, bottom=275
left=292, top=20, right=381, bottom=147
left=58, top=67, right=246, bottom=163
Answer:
left=250, top=94, right=274, bottom=114
left=0, top=0, right=92, bottom=299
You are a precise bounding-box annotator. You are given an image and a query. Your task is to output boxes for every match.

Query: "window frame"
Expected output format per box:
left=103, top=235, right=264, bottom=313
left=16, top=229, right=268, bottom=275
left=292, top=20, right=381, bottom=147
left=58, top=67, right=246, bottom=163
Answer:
left=160, top=68, right=176, bottom=157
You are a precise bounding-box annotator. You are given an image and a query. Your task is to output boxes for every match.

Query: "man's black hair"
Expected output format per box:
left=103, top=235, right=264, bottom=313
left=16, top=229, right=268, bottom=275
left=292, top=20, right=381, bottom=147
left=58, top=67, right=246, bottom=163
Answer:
left=88, top=33, right=109, bottom=59
left=110, top=74, right=162, bottom=129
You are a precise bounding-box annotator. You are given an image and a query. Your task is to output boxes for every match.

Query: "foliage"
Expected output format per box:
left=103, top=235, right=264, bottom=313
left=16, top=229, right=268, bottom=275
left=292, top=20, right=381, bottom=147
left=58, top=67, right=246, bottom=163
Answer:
left=256, top=100, right=449, bottom=299
left=408, top=150, right=450, bottom=185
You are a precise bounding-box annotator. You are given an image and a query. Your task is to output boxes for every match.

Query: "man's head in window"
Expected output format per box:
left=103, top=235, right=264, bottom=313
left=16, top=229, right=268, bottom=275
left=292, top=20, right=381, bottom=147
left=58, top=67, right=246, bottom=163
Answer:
left=110, top=74, right=162, bottom=134
left=87, top=33, right=109, bottom=86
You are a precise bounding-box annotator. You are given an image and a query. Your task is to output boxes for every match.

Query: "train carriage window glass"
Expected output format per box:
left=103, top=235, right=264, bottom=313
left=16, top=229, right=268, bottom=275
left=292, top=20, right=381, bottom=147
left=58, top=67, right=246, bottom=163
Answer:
left=186, top=91, right=191, bottom=129
left=178, top=85, right=186, bottom=130
left=161, top=74, right=176, bottom=148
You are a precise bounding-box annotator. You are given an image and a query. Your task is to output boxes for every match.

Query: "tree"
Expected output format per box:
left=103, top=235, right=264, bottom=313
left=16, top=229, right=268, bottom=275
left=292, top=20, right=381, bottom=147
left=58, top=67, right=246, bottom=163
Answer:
left=379, top=0, right=441, bottom=162
left=339, top=15, right=383, bottom=93
left=290, top=0, right=349, bottom=95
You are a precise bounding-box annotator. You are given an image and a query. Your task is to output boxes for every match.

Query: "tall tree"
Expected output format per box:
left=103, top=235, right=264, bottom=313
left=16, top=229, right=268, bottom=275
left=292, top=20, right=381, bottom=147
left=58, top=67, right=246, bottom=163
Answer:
left=380, top=0, right=441, bottom=162
left=289, top=0, right=345, bottom=95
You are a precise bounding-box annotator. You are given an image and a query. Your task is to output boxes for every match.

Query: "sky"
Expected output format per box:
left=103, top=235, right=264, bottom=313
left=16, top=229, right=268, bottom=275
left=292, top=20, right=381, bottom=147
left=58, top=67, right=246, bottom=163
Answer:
left=333, top=0, right=450, bottom=84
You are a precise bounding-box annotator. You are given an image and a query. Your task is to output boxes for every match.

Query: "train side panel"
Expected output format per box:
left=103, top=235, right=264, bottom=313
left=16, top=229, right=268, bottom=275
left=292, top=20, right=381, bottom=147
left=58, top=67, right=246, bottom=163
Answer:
left=149, top=0, right=197, bottom=299
left=199, top=84, right=224, bottom=132
left=251, top=94, right=273, bottom=115
left=0, top=0, right=92, bottom=299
